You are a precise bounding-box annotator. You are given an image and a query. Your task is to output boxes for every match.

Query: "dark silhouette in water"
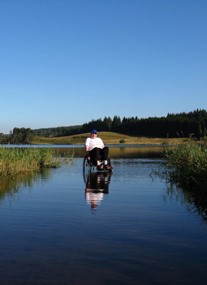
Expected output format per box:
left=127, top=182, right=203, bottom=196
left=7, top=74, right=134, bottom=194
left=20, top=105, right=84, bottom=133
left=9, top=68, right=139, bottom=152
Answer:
left=84, top=171, right=112, bottom=211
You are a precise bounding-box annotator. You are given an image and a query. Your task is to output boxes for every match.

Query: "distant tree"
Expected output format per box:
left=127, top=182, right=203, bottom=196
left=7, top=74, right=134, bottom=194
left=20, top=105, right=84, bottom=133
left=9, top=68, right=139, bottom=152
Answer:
left=0, top=133, right=10, bottom=144
left=111, top=116, right=121, bottom=132
left=103, top=116, right=112, bottom=131
left=11, top=128, right=33, bottom=144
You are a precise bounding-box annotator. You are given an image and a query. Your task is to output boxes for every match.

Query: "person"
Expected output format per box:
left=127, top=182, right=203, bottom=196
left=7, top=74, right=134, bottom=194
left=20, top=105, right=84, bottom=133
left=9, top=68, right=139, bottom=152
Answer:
left=85, top=129, right=112, bottom=170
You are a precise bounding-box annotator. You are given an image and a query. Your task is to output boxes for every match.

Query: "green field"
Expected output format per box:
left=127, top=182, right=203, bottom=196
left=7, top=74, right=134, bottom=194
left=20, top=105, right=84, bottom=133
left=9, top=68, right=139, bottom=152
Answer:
left=32, top=131, right=186, bottom=145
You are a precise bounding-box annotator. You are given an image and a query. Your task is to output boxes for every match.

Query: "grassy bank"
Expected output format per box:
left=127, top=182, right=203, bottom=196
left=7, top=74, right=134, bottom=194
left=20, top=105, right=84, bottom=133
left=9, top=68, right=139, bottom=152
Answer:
left=0, top=148, right=59, bottom=176
left=32, top=132, right=186, bottom=145
left=164, top=141, right=207, bottom=189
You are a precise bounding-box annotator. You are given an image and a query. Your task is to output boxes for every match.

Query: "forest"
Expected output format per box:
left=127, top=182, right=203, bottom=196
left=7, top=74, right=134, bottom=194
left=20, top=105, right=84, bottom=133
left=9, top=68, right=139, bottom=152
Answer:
left=0, top=109, right=207, bottom=144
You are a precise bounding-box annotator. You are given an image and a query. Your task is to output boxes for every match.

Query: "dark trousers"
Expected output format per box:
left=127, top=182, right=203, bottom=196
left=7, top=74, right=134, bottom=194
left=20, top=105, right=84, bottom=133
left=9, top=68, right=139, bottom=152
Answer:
left=89, top=147, right=109, bottom=165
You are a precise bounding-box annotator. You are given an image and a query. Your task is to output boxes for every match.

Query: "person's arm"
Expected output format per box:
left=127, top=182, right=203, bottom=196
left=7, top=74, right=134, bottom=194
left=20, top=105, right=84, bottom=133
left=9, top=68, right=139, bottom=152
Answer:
left=99, top=138, right=105, bottom=149
left=85, top=138, right=90, bottom=153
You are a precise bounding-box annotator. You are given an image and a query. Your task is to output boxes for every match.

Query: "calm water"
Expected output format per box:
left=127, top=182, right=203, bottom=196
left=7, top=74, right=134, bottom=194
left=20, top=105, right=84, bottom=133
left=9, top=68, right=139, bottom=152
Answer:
left=1, top=147, right=207, bottom=285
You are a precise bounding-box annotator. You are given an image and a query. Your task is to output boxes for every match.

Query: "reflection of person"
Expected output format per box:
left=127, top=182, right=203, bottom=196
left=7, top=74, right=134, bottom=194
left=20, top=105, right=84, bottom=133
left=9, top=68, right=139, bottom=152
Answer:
left=85, top=130, right=112, bottom=171
left=85, top=192, right=104, bottom=210
left=85, top=172, right=111, bottom=210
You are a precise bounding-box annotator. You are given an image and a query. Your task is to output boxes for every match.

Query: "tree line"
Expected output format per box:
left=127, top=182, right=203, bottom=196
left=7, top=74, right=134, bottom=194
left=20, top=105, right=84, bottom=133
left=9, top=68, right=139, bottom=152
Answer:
left=0, top=109, right=206, bottom=144
left=81, top=109, right=207, bottom=138
left=0, top=128, right=34, bottom=145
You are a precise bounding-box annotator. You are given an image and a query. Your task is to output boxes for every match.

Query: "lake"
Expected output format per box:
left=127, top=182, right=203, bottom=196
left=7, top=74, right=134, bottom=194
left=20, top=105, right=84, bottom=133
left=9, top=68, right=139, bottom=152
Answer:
left=1, top=145, right=207, bottom=285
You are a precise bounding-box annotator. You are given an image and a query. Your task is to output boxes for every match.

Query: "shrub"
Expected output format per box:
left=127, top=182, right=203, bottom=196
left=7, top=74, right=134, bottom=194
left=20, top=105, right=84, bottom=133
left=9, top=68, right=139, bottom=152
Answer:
left=0, top=148, right=59, bottom=176
left=165, top=142, right=207, bottom=189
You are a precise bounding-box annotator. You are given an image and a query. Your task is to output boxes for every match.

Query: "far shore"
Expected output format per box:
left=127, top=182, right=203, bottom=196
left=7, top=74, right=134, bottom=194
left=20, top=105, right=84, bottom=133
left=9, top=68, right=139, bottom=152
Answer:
left=31, top=132, right=188, bottom=146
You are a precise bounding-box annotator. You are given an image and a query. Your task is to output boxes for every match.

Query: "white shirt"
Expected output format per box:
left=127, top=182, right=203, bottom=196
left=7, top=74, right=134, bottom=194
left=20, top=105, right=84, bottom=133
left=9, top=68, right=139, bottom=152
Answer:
left=85, top=137, right=104, bottom=151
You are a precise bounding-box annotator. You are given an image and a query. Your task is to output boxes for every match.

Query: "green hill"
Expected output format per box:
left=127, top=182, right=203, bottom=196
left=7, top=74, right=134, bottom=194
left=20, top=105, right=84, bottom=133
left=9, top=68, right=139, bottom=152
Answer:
left=32, top=132, right=185, bottom=145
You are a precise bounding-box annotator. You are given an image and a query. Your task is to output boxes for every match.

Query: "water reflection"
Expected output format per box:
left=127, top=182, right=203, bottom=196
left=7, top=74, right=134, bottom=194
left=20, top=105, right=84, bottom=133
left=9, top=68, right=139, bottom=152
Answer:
left=163, top=184, right=207, bottom=223
left=84, top=172, right=112, bottom=211
left=0, top=169, right=52, bottom=202
left=1, top=158, right=207, bottom=285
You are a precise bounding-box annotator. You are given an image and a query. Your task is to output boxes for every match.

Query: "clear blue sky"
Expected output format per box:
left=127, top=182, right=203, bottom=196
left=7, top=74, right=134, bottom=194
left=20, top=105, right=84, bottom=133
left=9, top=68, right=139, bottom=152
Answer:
left=1, top=0, right=207, bottom=134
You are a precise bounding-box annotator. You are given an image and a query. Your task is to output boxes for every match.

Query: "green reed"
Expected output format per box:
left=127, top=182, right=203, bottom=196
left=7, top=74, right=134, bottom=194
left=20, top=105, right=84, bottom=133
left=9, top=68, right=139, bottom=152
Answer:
left=164, top=142, right=207, bottom=189
left=0, top=147, right=59, bottom=176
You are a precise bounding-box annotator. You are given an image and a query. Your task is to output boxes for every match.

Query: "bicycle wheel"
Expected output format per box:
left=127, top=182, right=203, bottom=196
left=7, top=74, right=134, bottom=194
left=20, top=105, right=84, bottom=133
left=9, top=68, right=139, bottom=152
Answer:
left=83, top=156, right=91, bottom=183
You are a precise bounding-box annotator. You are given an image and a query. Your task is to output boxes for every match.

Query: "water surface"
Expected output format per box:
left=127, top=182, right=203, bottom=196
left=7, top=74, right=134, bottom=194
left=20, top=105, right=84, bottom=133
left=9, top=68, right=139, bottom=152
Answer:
left=1, top=155, right=207, bottom=285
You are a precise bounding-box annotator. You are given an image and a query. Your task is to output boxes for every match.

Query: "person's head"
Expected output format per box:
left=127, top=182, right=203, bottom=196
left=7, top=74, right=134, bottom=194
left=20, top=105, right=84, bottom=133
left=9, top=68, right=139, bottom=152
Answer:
left=91, top=129, right=97, bottom=137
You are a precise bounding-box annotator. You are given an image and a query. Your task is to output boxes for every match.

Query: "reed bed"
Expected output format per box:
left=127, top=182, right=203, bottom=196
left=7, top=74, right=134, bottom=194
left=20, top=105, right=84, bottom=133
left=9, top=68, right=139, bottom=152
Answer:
left=164, top=142, right=207, bottom=189
left=0, top=147, right=59, bottom=176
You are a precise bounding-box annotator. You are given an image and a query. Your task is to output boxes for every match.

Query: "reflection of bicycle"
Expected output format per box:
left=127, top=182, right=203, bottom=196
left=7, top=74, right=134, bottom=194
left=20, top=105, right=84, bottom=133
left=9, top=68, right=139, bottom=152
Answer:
left=84, top=171, right=112, bottom=210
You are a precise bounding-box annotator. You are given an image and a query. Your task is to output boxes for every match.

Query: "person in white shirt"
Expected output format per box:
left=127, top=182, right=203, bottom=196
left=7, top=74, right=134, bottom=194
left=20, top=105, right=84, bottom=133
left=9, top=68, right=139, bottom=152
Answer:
left=85, top=129, right=112, bottom=170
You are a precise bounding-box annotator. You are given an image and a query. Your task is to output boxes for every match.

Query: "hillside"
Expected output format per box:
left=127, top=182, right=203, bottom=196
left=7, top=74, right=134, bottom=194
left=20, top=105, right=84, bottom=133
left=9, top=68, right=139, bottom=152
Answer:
left=32, top=132, right=186, bottom=145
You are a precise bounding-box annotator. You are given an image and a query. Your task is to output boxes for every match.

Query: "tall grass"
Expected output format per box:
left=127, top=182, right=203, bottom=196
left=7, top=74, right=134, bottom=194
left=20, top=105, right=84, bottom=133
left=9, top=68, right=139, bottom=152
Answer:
left=0, top=148, right=59, bottom=176
left=164, top=142, right=207, bottom=189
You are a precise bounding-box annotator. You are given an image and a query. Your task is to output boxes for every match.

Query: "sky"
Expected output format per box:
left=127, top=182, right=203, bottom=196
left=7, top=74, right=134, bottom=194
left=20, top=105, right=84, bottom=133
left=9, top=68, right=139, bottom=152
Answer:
left=0, top=0, right=207, bottom=134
